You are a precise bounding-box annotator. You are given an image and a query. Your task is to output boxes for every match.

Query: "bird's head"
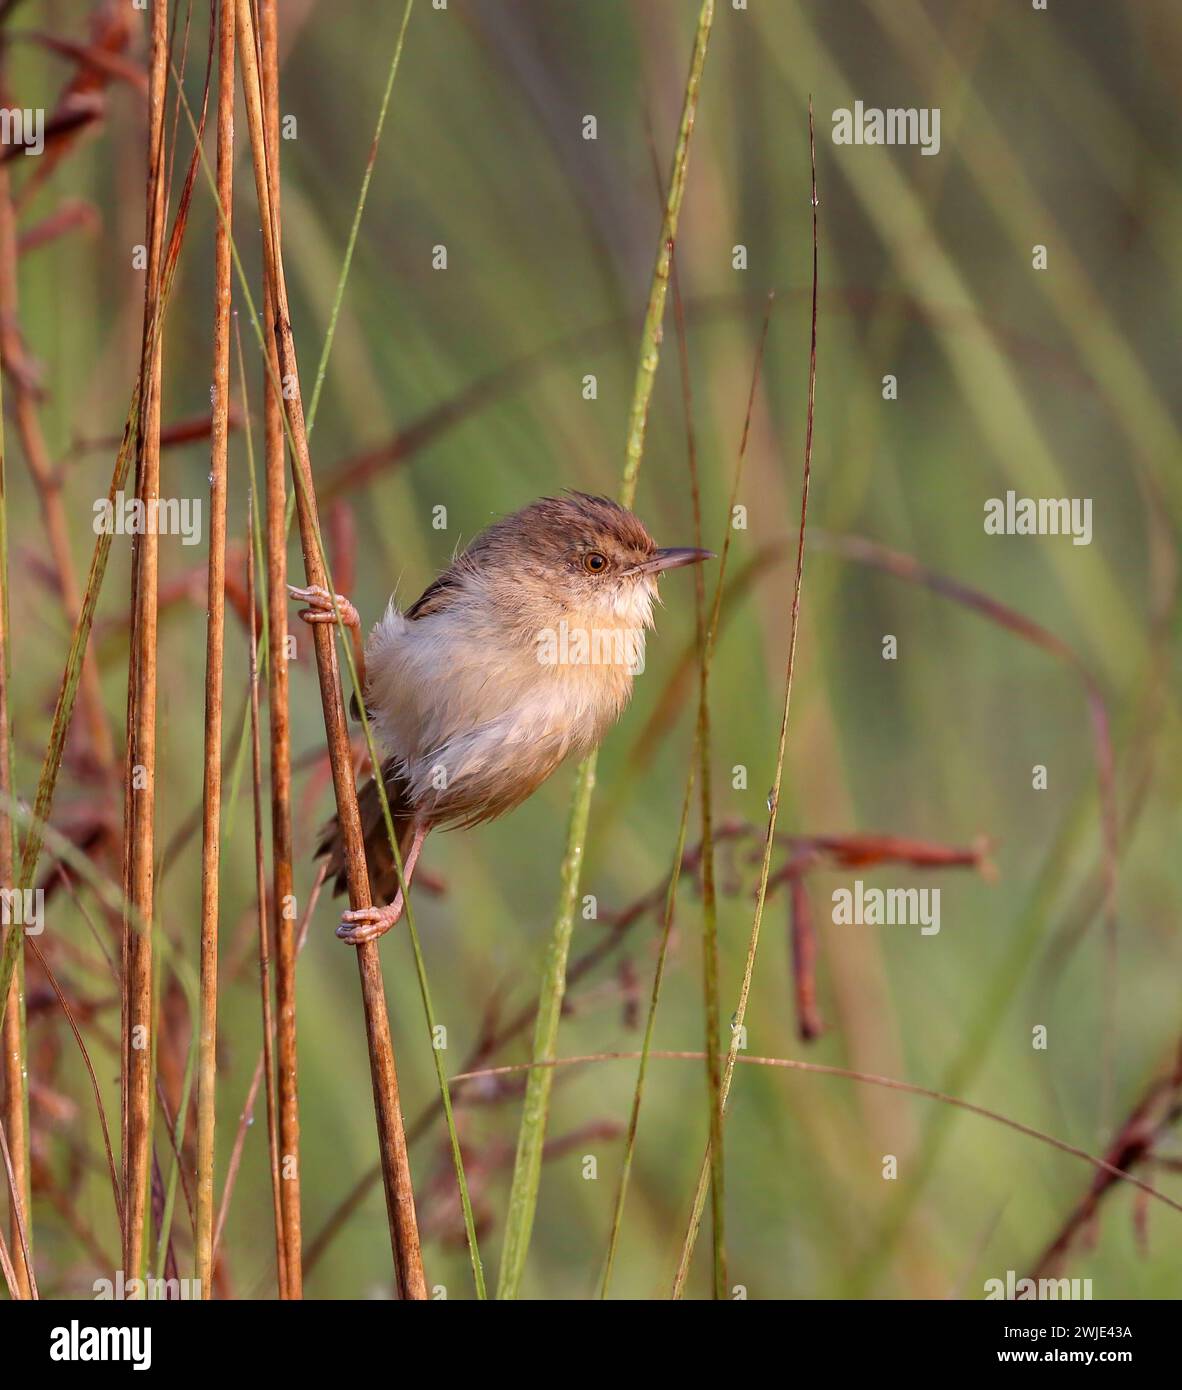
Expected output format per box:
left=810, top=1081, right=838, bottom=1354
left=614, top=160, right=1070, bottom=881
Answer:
left=474, top=492, right=712, bottom=631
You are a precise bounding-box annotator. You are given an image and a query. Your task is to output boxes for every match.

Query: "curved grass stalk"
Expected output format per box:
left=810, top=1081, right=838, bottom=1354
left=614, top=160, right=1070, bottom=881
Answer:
left=452, top=1050, right=1182, bottom=1226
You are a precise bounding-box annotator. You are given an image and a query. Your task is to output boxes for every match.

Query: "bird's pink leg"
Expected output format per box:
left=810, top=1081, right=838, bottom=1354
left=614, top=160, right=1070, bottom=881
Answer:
left=337, top=819, right=428, bottom=945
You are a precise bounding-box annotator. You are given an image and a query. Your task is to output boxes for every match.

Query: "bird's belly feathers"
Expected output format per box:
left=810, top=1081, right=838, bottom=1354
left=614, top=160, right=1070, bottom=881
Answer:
left=364, top=600, right=635, bottom=826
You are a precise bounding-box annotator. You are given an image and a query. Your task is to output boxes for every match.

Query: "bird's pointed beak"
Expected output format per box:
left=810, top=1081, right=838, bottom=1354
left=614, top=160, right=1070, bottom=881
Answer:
left=638, top=546, right=715, bottom=575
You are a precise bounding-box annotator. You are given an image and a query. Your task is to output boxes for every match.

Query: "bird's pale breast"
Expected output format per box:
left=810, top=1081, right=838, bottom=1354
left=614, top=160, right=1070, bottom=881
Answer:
left=364, top=583, right=645, bottom=827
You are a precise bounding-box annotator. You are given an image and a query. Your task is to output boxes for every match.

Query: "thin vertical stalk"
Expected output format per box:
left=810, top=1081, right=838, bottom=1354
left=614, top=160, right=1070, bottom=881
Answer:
left=259, top=0, right=301, bottom=1297
left=196, top=0, right=236, bottom=1298
left=247, top=491, right=289, bottom=1299
left=496, top=0, right=715, bottom=1301
left=234, top=0, right=425, bottom=1298
left=121, top=0, right=169, bottom=1285
left=0, top=168, right=28, bottom=1300
left=672, top=99, right=818, bottom=1297
left=695, top=574, right=725, bottom=1298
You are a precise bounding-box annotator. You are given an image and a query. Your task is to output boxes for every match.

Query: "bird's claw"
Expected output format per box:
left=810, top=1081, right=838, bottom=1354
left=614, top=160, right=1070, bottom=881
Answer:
left=288, top=584, right=360, bottom=629
left=336, top=899, right=402, bottom=945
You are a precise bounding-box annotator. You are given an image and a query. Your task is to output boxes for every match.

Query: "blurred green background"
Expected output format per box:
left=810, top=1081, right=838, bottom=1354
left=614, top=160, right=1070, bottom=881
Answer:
left=6, top=0, right=1181, bottom=1298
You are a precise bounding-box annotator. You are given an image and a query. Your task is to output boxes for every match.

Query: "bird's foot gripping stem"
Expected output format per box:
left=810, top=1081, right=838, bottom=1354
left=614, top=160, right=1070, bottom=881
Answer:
left=337, top=895, right=404, bottom=945
left=288, top=584, right=360, bottom=629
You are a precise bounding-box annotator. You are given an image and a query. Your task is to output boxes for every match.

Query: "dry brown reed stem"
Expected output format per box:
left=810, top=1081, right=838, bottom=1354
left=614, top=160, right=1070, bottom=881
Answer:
left=121, top=0, right=169, bottom=1282
left=234, top=0, right=425, bottom=1298
left=258, top=0, right=301, bottom=1298
left=0, top=166, right=27, bottom=1295
left=247, top=493, right=289, bottom=1298
left=195, top=0, right=236, bottom=1299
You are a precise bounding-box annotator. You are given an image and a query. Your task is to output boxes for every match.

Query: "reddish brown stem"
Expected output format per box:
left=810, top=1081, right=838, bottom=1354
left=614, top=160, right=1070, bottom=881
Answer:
left=247, top=492, right=289, bottom=1300
left=258, top=0, right=302, bottom=1300
left=120, top=0, right=169, bottom=1284
left=0, top=164, right=28, bottom=1298
left=195, top=0, right=236, bottom=1299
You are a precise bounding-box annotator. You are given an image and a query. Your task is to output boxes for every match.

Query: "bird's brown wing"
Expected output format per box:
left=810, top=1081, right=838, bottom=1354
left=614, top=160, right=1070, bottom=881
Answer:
left=404, top=568, right=464, bottom=620
left=316, top=758, right=416, bottom=903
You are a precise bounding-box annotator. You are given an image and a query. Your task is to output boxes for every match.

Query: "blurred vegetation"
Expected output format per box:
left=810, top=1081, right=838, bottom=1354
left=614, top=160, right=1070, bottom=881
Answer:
left=4, top=0, right=1181, bottom=1298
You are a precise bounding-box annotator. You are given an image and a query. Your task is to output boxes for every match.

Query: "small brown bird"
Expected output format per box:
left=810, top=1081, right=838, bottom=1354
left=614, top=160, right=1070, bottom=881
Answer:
left=291, top=492, right=711, bottom=943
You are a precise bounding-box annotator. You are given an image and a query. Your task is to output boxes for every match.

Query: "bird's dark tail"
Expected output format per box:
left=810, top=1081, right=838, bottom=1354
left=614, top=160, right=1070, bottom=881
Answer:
left=316, top=760, right=415, bottom=904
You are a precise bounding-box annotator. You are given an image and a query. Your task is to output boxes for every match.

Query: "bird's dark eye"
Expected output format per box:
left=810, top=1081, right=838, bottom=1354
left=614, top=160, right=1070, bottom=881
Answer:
left=582, top=550, right=609, bottom=574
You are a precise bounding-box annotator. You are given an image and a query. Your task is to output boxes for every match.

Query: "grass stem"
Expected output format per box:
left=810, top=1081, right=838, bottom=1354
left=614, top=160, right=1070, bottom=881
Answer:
left=195, top=0, right=236, bottom=1297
